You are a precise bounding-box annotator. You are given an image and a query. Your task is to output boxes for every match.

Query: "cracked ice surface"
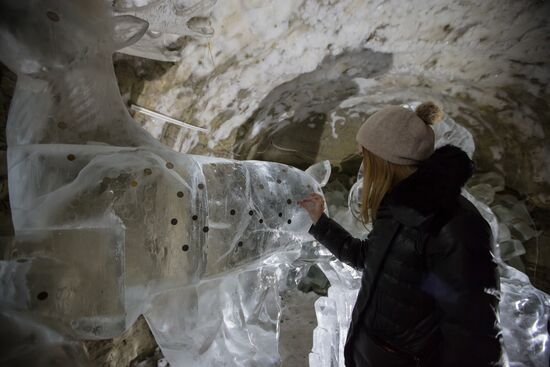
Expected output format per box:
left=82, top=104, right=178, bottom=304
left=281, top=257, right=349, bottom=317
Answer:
left=310, top=103, right=550, bottom=367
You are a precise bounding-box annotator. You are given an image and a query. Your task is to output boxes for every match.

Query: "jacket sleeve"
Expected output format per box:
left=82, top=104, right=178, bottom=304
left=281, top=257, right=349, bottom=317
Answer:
left=308, top=213, right=370, bottom=270
left=424, top=213, right=501, bottom=367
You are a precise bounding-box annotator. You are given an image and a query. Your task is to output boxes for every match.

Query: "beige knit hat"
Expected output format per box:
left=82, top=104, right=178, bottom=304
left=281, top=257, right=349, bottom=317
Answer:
left=355, top=102, right=444, bottom=165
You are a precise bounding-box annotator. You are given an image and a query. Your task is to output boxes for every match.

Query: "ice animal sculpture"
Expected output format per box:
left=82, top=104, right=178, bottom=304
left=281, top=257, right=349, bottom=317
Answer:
left=310, top=103, right=550, bottom=367
left=0, top=0, right=328, bottom=365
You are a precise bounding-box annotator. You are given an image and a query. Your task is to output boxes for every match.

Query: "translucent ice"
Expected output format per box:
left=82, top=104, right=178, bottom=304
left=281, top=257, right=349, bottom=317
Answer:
left=324, top=180, right=368, bottom=239
left=144, top=262, right=289, bottom=366
left=309, top=260, right=361, bottom=367
left=499, top=265, right=550, bottom=367
left=493, top=204, right=520, bottom=224
left=305, top=160, right=332, bottom=188
left=494, top=195, right=533, bottom=224
left=468, top=183, right=497, bottom=205
left=499, top=239, right=527, bottom=261
left=468, top=172, right=506, bottom=193
left=0, top=0, right=328, bottom=365
left=498, top=223, right=512, bottom=243
left=114, top=0, right=217, bottom=62
left=491, top=197, right=540, bottom=243
left=309, top=297, right=339, bottom=366
left=510, top=221, right=540, bottom=242
left=1, top=228, right=125, bottom=339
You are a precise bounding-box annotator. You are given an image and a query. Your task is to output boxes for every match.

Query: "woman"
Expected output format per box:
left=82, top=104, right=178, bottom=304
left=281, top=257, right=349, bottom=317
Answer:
left=299, top=102, right=501, bottom=367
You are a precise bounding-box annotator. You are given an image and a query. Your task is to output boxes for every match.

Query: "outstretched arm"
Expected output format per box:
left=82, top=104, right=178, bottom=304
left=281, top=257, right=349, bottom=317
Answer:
left=299, top=193, right=369, bottom=270
left=309, top=213, right=369, bottom=270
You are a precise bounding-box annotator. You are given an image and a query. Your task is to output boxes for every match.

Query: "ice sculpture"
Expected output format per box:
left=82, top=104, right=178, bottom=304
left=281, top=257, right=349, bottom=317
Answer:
left=0, top=0, right=329, bottom=365
left=114, top=0, right=217, bottom=62
left=310, top=103, right=550, bottom=367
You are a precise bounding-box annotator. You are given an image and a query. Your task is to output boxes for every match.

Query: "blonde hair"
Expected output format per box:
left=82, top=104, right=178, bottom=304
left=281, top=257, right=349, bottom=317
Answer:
left=361, top=148, right=417, bottom=223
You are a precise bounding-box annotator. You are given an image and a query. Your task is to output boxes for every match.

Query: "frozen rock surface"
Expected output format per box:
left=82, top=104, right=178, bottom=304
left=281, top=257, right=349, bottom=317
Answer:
left=0, top=0, right=328, bottom=365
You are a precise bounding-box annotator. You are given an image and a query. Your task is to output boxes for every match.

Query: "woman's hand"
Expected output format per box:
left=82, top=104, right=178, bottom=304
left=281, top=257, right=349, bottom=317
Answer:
left=298, top=192, right=325, bottom=224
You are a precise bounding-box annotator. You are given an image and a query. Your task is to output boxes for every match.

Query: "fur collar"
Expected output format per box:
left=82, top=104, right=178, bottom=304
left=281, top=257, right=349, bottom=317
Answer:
left=385, top=145, right=474, bottom=227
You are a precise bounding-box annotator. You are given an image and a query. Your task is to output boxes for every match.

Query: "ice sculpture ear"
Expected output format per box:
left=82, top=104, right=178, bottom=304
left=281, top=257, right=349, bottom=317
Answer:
left=305, top=160, right=331, bottom=187
left=110, top=15, right=149, bottom=50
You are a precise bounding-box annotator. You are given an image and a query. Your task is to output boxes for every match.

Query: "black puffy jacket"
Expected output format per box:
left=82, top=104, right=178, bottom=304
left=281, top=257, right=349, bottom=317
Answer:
left=309, top=145, right=501, bottom=367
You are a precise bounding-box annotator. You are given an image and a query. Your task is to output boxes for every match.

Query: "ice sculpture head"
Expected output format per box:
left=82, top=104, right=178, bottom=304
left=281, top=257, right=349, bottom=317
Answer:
left=0, top=0, right=148, bottom=77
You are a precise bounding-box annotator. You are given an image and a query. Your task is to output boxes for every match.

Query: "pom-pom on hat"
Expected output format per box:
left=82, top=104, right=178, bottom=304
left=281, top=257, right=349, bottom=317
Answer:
left=355, top=102, right=444, bottom=165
